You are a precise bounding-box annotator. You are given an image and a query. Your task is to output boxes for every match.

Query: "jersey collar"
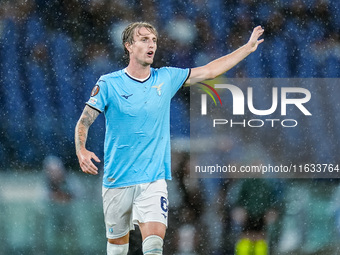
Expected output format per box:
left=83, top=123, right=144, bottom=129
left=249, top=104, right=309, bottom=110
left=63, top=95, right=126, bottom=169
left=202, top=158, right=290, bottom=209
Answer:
left=124, top=68, right=151, bottom=83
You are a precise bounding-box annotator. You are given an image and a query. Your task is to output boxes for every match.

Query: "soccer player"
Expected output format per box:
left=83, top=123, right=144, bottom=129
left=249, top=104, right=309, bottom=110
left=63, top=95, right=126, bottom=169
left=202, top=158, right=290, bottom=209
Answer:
left=75, top=22, right=264, bottom=255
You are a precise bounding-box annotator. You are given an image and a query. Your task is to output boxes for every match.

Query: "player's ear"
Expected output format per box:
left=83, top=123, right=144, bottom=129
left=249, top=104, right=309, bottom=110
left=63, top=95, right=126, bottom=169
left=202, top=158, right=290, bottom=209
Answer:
left=125, top=42, right=132, bottom=54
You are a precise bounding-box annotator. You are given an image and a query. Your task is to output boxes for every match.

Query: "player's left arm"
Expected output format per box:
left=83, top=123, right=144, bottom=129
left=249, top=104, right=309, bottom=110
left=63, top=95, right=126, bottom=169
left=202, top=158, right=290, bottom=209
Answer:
left=185, top=26, right=264, bottom=85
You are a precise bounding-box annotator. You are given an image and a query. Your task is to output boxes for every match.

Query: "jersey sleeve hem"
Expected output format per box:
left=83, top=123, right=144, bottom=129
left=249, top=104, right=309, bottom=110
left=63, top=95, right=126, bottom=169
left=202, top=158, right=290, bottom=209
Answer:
left=85, top=103, right=102, bottom=113
left=182, top=68, right=191, bottom=87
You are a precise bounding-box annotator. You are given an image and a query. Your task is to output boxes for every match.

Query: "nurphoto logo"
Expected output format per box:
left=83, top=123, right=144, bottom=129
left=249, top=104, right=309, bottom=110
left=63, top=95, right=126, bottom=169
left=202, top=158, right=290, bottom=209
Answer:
left=194, top=79, right=312, bottom=128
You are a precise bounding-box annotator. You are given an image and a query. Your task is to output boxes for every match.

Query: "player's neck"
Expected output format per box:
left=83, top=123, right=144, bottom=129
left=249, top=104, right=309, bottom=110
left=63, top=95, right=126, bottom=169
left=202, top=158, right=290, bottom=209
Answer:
left=126, top=63, right=151, bottom=80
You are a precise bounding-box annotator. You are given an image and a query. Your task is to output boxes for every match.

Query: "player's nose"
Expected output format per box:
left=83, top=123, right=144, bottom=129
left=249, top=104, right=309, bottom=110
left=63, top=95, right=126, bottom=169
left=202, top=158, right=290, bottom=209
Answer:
left=149, top=41, right=156, bottom=48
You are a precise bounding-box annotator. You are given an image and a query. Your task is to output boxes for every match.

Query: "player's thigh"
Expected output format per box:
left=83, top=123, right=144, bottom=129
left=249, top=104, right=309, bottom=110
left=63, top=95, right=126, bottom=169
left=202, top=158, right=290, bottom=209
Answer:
left=139, top=221, right=166, bottom=241
left=133, top=179, right=169, bottom=239
left=102, top=186, right=135, bottom=239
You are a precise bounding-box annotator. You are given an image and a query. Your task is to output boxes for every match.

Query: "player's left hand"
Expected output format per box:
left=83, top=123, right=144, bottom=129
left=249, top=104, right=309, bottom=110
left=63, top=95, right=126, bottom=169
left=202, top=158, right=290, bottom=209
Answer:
left=247, top=26, right=264, bottom=52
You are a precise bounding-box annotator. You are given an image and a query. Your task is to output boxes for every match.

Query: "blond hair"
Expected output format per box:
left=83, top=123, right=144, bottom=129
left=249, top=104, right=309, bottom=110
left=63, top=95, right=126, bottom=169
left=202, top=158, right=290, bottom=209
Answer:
left=122, top=22, right=158, bottom=58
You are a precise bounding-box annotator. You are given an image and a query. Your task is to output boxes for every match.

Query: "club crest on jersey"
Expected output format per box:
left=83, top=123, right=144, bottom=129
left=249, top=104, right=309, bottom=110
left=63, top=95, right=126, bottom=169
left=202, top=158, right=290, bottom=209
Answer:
left=91, top=85, right=100, bottom=97
left=152, top=83, right=164, bottom=96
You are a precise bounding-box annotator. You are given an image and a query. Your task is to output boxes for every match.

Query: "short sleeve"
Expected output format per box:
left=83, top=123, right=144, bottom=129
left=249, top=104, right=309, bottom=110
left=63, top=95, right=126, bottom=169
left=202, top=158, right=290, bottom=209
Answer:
left=85, top=78, right=108, bottom=112
left=166, top=67, right=191, bottom=98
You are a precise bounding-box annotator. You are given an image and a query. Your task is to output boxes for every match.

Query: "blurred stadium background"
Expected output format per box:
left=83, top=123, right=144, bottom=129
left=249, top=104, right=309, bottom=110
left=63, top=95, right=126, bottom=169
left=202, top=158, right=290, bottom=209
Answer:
left=1, top=0, right=340, bottom=254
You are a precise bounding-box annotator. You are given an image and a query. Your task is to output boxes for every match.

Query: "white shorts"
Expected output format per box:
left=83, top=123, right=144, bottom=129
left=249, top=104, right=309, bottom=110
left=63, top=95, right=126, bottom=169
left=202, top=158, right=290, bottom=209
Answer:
left=102, top=179, right=169, bottom=239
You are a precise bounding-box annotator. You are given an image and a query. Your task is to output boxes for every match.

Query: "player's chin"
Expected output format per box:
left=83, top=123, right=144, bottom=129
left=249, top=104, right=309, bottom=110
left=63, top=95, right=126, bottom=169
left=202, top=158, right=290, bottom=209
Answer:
left=144, top=58, right=154, bottom=66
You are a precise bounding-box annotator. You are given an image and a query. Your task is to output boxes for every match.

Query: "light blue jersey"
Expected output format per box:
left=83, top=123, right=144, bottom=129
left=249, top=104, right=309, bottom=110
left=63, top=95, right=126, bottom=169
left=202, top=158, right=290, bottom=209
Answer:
left=86, top=67, right=190, bottom=188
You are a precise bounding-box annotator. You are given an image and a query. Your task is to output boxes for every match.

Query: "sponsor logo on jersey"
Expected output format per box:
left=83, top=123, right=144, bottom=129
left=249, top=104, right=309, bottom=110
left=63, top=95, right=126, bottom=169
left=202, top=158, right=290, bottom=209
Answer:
left=89, top=98, right=97, bottom=105
left=121, top=94, right=133, bottom=99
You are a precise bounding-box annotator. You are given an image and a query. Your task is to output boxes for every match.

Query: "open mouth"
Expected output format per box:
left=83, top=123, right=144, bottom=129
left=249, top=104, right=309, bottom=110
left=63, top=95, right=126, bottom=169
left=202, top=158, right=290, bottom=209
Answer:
left=147, top=51, right=154, bottom=57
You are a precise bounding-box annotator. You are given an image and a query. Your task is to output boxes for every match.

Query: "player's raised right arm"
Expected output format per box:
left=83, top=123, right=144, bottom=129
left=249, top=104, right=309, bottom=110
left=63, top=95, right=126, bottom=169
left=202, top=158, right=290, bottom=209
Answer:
left=185, top=26, right=264, bottom=85
left=75, top=105, right=101, bottom=175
